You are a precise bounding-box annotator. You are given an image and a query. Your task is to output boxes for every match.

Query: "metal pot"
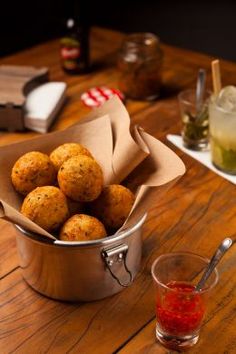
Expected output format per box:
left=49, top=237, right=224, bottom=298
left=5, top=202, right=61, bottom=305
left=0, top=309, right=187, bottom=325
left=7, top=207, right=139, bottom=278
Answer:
left=15, top=215, right=146, bottom=302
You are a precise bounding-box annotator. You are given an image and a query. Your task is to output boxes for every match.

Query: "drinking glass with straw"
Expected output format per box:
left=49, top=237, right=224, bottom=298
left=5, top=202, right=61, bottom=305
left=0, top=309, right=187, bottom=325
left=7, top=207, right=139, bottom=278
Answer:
left=209, top=59, right=236, bottom=174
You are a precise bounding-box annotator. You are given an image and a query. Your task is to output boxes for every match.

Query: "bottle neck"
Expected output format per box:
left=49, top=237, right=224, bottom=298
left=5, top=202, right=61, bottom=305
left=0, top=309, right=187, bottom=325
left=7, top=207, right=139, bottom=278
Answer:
left=63, top=1, right=90, bottom=27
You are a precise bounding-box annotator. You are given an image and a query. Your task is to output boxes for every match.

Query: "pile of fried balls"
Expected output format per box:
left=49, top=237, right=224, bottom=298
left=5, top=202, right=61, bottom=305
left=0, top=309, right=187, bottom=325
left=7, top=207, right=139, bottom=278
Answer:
left=11, top=143, right=135, bottom=241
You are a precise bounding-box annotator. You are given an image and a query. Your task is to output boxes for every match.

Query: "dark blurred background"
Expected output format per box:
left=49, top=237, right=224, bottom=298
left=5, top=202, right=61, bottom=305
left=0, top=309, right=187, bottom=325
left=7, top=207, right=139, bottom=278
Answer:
left=1, top=0, right=236, bottom=60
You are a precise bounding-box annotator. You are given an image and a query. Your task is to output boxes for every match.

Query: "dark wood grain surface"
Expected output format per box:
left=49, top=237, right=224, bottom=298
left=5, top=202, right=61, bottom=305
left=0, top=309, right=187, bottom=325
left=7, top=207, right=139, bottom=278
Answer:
left=1, top=27, right=236, bottom=354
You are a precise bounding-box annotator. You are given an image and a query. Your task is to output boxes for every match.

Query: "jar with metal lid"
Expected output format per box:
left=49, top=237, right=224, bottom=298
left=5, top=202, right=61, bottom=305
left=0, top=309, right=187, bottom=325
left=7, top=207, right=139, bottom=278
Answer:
left=117, top=33, right=163, bottom=100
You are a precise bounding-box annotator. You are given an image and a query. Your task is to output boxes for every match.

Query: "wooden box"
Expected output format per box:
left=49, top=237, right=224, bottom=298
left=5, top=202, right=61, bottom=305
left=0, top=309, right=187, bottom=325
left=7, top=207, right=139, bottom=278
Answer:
left=0, top=65, right=49, bottom=132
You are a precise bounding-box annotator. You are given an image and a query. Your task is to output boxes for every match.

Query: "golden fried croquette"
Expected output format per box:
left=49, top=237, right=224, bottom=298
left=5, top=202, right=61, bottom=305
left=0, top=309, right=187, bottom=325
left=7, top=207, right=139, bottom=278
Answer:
left=59, top=214, right=107, bottom=241
left=89, top=185, right=135, bottom=230
left=50, top=143, right=93, bottom=171
left=21, top=186, right=69, bottom=232
left=11, top=151, right=56, bottom=195
left=58, top=155, right=103, bottom=202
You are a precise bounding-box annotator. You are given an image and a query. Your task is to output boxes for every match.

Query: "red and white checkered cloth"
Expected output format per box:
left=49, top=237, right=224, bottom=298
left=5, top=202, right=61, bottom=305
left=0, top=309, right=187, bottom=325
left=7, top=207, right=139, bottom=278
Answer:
left=81, top=86, right=124, bottom=108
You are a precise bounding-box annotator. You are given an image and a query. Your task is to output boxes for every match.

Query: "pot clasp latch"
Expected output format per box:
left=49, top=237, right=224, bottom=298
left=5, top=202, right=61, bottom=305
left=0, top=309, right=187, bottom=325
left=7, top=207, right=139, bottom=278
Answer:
left=102, top=244, right=133, bottom=288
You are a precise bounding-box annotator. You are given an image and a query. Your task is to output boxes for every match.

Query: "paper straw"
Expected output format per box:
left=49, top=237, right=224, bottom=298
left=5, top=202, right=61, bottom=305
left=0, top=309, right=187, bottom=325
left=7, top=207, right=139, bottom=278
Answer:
left=211, top=60, right=222, bottom=96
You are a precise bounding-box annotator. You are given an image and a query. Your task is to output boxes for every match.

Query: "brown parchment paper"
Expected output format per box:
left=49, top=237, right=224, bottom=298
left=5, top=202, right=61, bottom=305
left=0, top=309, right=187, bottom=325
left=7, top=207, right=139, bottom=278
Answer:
left=120, top=127, right=185, bottom=231
left=0, top=96, right=185, bottom=241
left=80, top=96, right=150, bottom=182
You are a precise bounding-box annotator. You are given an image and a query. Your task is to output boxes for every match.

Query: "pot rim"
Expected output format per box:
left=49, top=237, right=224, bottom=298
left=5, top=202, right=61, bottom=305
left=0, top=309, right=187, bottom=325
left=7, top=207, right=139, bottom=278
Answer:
left=15, top=214, right=147, bottom=248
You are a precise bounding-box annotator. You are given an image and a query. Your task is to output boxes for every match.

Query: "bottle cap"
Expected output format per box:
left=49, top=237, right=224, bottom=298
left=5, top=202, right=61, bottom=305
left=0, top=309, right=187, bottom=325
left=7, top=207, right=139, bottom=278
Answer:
left=81, top=86, right=125, bottom=108
left=67, top=19, right=75, bottom=28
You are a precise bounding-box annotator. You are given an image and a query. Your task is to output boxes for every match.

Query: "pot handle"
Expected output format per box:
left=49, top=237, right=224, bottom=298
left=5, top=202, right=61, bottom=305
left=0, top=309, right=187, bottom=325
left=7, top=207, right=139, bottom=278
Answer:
left=102, top=244, right=133, bottom=287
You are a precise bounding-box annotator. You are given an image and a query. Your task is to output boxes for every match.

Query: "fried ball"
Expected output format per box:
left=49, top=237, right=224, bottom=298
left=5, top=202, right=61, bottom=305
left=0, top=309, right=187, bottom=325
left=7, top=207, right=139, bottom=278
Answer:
left=50, top=143, right=93, bottom=171
left=58, top=155, right=103, bottom=202
left=89, top=185, right=135, bottom=230
left=21, top=186, right=69, bottom=232
left=11, top=151, right=56, bottom=195
left=59, top=214, right=107, bottom=241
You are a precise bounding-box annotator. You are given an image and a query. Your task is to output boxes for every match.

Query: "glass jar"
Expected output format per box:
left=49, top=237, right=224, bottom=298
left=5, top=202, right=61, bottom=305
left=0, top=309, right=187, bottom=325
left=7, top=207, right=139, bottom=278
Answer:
left=117, top=33, right=163, bottom=100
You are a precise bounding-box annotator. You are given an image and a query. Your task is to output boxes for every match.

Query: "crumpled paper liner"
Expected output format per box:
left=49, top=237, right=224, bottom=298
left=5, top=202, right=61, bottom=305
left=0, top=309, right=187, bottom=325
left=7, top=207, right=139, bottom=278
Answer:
left=0, top=96, right=185, bottom=242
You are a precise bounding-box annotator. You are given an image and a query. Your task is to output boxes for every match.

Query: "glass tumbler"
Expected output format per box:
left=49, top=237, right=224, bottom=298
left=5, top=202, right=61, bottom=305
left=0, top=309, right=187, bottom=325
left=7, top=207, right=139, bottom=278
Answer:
left=151, top=252, right=218, bottom=351
left=209, top=95, right=236, bottom=174
left=178, top=89, right=210, bottom=150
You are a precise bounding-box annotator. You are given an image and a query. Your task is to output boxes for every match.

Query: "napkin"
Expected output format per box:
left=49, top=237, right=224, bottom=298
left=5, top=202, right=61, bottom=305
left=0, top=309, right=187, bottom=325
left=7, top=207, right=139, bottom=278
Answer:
left=24, top=82, right=67, bottom=133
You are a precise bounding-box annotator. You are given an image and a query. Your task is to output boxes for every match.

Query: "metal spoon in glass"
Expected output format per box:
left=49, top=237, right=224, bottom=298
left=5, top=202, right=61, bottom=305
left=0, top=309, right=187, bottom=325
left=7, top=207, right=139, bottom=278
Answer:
left=196, top=238, right=233, bottom=292
left=196, top=68, right=206, bottom=115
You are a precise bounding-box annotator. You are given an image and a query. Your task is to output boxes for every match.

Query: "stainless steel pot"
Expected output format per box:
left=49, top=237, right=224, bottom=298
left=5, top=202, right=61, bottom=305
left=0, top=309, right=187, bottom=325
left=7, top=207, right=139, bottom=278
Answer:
left=15, top=215, right=146, bottom=302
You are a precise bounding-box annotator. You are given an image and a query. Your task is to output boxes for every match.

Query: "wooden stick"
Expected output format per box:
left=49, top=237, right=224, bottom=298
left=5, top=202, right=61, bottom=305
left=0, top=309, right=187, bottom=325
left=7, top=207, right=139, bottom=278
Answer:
left=211, top=59, right=222, bottom=96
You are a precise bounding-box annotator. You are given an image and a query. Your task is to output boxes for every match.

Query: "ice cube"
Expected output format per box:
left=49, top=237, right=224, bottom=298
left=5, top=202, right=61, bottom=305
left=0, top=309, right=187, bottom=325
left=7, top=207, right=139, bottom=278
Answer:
left=217, top=85, right=236, bottom=112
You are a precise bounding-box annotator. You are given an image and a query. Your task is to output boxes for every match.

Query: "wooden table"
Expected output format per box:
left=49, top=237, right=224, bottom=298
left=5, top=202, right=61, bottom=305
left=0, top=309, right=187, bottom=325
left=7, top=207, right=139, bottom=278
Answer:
left=1, top=27, right=236, bottom=354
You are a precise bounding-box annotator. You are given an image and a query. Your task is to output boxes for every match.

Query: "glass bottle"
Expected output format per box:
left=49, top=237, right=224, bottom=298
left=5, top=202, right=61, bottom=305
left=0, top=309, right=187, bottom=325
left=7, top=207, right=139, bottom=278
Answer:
left=60, top=3, right=90, bottom=75
left=118, top=33, right=163, bottom=100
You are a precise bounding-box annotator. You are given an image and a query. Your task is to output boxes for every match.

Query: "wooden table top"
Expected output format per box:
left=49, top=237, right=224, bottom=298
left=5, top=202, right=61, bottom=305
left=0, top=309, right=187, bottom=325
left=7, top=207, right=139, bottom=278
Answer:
left=1, top=27, right=236, bottom=354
